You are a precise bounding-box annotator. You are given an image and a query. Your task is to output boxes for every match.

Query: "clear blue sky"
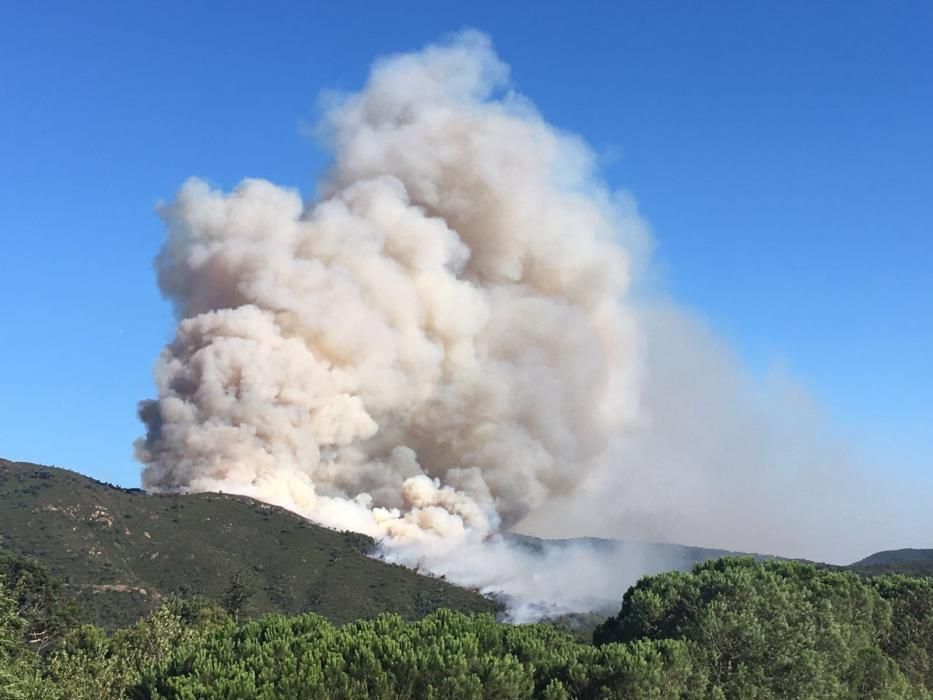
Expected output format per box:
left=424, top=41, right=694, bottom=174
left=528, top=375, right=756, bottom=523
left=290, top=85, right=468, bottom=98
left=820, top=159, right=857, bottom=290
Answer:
left=1, top=1, right=930, bottom=488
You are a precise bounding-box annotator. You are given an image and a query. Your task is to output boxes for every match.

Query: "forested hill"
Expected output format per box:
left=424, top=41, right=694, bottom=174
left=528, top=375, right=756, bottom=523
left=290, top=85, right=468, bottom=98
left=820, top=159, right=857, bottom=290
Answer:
left=0, top=458, right=496, bottom=628
left=850, top=548, right=933, bottom=577
left=855, top=548, right=933, bottom=566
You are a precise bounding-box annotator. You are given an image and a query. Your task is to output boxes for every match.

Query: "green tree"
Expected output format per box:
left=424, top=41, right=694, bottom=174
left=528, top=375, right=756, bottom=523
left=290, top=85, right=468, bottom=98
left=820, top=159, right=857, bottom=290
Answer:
left=45, top=598, right=228, bottom=700
left=0, top=582, right=48, bottom=700
left=221, top=571, right=255, bottom=622
left=872, top=574, right=933, bottom=690
left=594, top=558, right=920, bottom=699
left=0, top=550, right=82, bottom=653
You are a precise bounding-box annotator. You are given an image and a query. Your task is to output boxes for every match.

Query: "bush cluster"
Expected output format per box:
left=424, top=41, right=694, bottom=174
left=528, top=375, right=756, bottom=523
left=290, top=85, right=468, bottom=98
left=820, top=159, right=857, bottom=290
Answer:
left=2, top=552, right=932, bottom=699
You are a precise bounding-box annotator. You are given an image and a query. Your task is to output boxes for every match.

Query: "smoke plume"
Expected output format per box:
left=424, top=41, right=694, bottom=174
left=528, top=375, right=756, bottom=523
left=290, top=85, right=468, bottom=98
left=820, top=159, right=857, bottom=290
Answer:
left=137, top=31, right=643, bottom=610
left=137, top=32, right=929, bottom=617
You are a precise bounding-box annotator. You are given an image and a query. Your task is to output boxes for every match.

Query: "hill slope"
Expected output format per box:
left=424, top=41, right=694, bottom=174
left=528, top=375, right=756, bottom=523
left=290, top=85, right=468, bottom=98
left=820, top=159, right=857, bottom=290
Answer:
left=849, top=548, right=933, bottom=577
left=0, top=459, right=496, bottom=627
left=854, top=548, right=933, bottom=567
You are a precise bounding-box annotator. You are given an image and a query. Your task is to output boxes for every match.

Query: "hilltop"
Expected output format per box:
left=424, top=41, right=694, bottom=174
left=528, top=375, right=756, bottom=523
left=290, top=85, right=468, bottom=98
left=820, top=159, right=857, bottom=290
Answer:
left=0, top=458, right=497, bottom=628
left=854, top=548, right=933, bottom=567
left=849, top=548, right=933, bottom=577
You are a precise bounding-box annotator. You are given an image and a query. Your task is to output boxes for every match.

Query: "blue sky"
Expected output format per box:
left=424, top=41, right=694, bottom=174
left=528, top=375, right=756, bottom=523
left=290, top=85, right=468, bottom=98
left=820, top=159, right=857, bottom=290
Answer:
left=1, top=0, right=930, bottom=488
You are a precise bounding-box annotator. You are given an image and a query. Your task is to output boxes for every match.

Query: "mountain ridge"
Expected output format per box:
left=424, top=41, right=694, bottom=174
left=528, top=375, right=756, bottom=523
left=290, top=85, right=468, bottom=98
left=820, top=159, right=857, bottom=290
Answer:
left=854, top=548, right=933, bottom=567
left=0, top=458, right=497, bottom=627
left=2, top=457, right=929, bottom=630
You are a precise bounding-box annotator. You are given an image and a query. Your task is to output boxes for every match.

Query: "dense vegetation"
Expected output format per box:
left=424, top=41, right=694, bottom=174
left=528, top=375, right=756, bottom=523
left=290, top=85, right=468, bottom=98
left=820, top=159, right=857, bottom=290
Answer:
left=0, top=459, right=496, bottom=627
left=2, top=548, right=932, bottom=699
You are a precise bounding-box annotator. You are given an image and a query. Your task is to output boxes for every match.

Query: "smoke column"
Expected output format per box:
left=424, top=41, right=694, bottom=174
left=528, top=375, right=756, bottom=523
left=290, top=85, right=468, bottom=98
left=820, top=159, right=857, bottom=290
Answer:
left=137, top=32, right=646, bottom=614
left=137, top=31, right=930, bottom=618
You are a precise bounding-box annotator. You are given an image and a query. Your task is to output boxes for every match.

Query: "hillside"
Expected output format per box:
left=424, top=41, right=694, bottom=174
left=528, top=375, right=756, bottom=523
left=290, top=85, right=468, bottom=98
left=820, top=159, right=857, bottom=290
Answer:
left=849, top=548, right=933, bottom=577
left=0, top=458, right=497, bottom=628
left=854, top=548, right=933, bottom=567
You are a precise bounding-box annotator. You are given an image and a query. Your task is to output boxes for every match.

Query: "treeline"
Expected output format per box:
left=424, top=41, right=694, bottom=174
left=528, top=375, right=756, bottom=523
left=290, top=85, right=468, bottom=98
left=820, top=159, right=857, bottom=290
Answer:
left=1, top=552, right=932, bottom=699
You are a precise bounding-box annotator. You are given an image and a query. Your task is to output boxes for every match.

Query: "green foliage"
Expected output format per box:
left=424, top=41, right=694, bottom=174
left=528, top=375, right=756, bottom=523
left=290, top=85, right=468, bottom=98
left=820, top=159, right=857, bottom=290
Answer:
left=129, top=610, right=714, bottom=699
left=41, top=597, right=231, bottom=700
left=595, top=557, right=933, bottom=699
left=0, top=553, right=81, bottom=699
left=872, top=574, right=933, bottom=690
left=0, top=549, right=83, bottom=652
left=0, top=583, right=43, bottom=700
left=0, top=554, right=931, bottom=699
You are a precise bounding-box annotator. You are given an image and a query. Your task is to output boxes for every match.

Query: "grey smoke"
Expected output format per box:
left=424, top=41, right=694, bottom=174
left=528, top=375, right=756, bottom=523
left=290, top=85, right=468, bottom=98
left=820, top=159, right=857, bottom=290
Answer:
left=519, top=302, right=931, bottom=565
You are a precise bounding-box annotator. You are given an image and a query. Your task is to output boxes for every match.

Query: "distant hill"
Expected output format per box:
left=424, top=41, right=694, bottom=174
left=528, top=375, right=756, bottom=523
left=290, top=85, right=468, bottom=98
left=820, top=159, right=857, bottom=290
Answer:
left=848, top=548, right=933, bottom=578
left=516, top=537, right=933, bottom=582
left=853, top=548, right=933, bottom=567
left=0, top=459, right=497, bottom=628
left=509, top=533, right=750, bottom=570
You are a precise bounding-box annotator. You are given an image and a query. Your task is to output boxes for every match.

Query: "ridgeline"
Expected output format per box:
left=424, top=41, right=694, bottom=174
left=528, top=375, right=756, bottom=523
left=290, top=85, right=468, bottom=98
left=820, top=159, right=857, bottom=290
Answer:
left=0, top=458, right=496, bottom=628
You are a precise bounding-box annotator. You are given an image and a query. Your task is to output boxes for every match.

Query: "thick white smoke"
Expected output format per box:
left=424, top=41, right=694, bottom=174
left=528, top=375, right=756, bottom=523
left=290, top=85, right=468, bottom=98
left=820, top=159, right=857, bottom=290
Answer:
left=137, top=32, right=644, bottom=612
left=137, top=31, right=930, bottom=617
